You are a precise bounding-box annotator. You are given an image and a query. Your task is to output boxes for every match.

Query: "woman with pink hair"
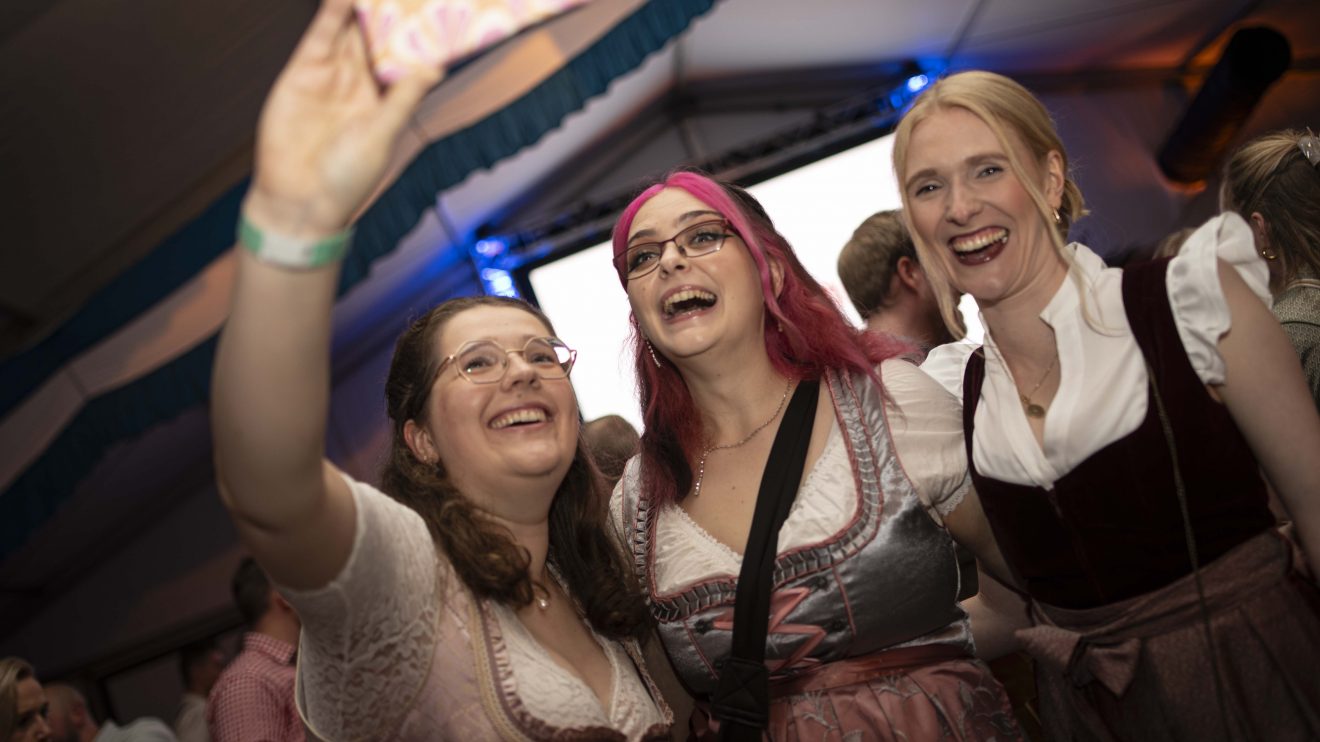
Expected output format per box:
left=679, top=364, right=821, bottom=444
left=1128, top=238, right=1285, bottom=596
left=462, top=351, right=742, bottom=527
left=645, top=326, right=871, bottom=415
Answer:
left=608, top=171, right=1021, bottom=740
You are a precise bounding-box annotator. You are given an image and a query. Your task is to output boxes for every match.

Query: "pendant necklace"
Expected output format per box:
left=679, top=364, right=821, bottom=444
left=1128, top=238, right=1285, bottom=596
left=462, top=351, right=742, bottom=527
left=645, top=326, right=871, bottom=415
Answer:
left=692, top=379, right=793, bottom=497
left=1018, top=352, right=1058, bottom=419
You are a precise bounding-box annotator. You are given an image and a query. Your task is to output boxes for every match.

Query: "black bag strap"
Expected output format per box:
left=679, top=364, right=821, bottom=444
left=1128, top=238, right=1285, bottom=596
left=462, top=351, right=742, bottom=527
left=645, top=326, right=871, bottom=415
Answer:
left=711, top=379, right=820, bottom=740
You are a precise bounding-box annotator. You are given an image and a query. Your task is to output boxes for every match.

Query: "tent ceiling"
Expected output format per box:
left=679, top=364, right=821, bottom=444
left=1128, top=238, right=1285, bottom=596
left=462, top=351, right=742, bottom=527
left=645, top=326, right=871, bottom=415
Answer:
left=4, top=0, right=1317, bottom=356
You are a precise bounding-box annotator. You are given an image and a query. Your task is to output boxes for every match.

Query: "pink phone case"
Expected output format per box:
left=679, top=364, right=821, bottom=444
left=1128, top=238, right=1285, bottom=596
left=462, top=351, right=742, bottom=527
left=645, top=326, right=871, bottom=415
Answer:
left=354, top=0, right=592, bottom=84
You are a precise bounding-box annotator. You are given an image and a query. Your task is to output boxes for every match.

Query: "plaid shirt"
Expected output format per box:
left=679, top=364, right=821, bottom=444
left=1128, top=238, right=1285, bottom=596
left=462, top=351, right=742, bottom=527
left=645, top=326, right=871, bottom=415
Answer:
left=207, top=633, right=305, bottom=742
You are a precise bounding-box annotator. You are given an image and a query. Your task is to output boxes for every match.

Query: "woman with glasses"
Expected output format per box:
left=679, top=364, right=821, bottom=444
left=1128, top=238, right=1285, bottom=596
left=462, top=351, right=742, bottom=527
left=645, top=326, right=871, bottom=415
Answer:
left=1221, top=128, right=1320, bottom=410
left=210, top=2, right=669, bottom=739
left=901, top=71, right=1320, bottom=740
left=608, top=170, right=1021, bottom=740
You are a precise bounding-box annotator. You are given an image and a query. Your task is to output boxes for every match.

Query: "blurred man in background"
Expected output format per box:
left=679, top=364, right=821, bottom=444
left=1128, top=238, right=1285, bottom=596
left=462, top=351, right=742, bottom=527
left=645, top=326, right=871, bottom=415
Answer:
left=838, top=209, right=963, bottom=356
left=172, top=640, right=223, bottom=742
left=584, top=414, right=641, bottom=488
left=43, top=684, right=174, bottom=742
left=207, top=559, right=303, bottom=742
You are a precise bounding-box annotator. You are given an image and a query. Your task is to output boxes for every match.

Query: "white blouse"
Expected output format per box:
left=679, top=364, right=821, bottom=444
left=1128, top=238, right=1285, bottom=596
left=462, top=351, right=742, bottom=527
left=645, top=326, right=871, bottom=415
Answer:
left=611, top=358, right=972, bottom=595
left=920, top=212, right=1271, bottom=490
left=285, top=472, right=664, bottom=740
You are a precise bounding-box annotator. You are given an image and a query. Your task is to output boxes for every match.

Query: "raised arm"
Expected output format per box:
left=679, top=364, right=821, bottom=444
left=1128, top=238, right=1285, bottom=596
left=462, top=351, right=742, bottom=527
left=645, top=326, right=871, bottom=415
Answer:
left=212, top=0, right=438, bottom=589
left=1215, top=259, right=1320, bottom=578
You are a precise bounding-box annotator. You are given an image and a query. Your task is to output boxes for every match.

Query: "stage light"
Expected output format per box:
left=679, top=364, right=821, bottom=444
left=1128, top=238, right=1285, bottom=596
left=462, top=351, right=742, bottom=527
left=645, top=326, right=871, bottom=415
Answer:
left=479, top=268, right=518, bottom=297
left=905, top=74, right=930, bottom=93
left=474, top=237, right=508, bottom=257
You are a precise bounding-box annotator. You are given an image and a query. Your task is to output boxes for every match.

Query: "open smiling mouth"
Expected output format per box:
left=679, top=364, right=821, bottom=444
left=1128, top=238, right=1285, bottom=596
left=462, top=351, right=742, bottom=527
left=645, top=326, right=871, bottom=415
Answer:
left=663, top=289, right=717, bottom=318
left=950, top=228, right=1008, bottom=265
left=490, top=408, right=549, bottom=430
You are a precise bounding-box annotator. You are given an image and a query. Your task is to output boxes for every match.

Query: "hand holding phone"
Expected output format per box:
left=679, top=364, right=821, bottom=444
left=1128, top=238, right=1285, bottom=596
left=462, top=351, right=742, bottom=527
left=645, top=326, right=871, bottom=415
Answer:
left=355, top=0, right=591, bottom=84
left=247, top=0, right=440, bottom=239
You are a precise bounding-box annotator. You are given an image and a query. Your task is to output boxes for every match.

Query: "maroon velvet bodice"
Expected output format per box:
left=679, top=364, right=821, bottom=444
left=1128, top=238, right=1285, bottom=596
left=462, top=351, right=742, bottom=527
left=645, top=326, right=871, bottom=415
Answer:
left=963, top=258, right=1274, bottom=609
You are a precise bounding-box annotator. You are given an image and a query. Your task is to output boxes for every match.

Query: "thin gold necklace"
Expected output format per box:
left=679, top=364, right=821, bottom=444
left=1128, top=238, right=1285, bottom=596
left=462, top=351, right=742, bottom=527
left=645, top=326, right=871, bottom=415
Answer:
left=693, top=379, right=793, bottom=497
left=1018, top=352, right=1058, bottom=419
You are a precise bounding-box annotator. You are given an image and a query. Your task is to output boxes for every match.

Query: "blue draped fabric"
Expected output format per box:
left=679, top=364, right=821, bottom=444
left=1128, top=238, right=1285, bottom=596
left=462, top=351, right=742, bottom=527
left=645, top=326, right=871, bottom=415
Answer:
left=0, top=0, right=718, bottom=560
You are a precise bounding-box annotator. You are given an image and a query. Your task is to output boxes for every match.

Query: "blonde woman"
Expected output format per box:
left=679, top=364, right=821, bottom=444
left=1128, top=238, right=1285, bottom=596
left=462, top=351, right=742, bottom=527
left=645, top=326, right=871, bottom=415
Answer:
left=900, top=71, right=1320, bottom=740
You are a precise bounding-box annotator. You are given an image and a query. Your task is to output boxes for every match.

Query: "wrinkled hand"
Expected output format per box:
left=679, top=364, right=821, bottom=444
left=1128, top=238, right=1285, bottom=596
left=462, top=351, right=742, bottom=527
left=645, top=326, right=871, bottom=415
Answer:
left=245, top=0, right=441, bottom=238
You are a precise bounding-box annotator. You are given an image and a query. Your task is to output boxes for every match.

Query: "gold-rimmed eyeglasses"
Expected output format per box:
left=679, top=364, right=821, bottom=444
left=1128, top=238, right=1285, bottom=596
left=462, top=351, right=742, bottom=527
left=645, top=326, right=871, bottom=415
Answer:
left=438, top=337, right=577, bottom=384
left=614, top=220, right=735, bottom=281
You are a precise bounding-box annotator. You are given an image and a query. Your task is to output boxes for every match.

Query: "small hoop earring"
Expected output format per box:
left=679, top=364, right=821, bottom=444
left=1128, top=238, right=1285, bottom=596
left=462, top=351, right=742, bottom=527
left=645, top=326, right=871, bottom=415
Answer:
left=1052, top=208, right=1062, bottom=225
left=647, top=340, right=663, bottom=368
left=1260, top=246, right=1279, bottom=261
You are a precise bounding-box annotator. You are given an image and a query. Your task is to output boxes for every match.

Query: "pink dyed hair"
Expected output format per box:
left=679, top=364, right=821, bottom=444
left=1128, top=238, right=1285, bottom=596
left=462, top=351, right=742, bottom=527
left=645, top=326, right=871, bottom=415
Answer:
left=611, top=170, right=913, bottom=507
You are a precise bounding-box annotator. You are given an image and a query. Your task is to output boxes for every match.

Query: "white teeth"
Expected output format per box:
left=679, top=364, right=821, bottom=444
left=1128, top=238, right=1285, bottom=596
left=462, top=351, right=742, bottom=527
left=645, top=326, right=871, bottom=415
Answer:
left=663, top=289, right=716, bottom=315
left=951, top=229, right=1008, bottom=253
left=490, top=408, right=548, bottom=429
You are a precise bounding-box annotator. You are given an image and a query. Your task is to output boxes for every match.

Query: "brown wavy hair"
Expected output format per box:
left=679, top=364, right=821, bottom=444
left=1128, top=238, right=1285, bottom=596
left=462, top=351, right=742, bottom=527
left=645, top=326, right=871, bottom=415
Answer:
left=380, top=295, right=651, bottom=640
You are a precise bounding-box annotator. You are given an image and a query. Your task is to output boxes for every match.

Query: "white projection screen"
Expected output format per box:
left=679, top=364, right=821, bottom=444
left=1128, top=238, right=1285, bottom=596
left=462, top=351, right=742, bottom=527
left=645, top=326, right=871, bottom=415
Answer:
left=527, top=133, right=983, bottom=430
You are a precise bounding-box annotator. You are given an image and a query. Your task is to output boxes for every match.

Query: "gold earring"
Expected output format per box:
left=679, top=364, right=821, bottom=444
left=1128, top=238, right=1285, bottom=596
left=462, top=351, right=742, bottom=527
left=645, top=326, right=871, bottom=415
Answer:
left=1052, top=208, right=1062, bottom=225
left=1260, top=246, right=1279, bottom=261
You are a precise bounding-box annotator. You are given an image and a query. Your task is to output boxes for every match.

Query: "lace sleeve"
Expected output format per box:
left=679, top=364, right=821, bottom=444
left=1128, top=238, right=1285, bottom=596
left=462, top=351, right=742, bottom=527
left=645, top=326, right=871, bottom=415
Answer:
left=880, top=358, right=972, bottom=525
left=1166, top=212, right=1272, bottom=385
left=280, top=471, right=441, bottom=741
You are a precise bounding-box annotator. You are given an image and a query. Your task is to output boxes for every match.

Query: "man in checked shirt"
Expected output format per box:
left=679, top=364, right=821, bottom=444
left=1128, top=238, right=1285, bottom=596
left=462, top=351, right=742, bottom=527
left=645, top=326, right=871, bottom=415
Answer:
left=207, top=559, right=305, bottom=742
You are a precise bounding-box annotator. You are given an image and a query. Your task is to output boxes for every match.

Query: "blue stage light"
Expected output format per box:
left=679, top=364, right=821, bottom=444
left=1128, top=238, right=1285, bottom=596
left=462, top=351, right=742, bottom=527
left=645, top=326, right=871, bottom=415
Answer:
left=474, top=237, right=507, bottom=257
left=480, top=268, right=519, bottom=297
left=906, top=74, right=930, bottom=93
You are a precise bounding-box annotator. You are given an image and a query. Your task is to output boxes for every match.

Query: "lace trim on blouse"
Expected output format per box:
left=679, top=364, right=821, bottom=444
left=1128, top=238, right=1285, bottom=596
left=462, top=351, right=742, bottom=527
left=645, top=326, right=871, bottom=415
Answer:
left=496, top=603, right=658, bottom=733
left=285, top=471, right=663, bottom=740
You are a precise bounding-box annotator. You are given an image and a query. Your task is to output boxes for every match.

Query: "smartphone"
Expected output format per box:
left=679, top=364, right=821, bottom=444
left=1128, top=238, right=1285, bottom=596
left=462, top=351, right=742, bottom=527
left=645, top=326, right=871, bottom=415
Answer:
left=354, top=0, right=592, bottom=84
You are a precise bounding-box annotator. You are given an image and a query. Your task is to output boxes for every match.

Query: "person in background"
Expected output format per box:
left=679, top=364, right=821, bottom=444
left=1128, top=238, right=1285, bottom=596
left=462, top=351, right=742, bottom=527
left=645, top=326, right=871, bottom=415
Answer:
left=206, top=559, right=303, bottom=742
left=0, top=657, right=52, bottom=742
left=584, top=414, right=641, bottom=487
left=172, top=640, right=223, bottom=742
left=1220, top=127, right=1320, bottom=410
left=837, top=208, right=963, bottom=355
left=44, top=686, right=174, bottom=742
